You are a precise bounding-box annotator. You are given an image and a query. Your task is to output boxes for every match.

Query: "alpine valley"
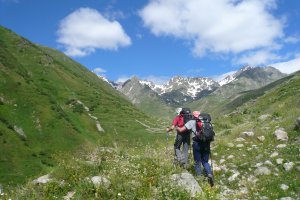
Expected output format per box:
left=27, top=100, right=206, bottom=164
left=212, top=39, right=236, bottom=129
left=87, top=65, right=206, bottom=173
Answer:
left=0, top=26, right=299, bottom=200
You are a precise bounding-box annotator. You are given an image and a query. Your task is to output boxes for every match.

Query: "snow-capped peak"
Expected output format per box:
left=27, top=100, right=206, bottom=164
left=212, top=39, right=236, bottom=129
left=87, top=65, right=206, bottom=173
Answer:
left=218, top=65, right=254, bottom=86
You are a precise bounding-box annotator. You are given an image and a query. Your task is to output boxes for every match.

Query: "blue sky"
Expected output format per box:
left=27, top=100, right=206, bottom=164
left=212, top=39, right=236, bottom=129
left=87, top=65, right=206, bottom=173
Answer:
left=1, top=0, right=300, bottom=84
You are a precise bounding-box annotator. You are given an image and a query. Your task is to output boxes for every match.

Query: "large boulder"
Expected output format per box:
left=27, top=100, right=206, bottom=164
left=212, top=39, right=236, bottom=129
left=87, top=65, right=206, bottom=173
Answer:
left=273, top=128, right=288, bottom=141
left=170, top=172, right=203, bottom=198
left=91, top=176, right=111, bottom=188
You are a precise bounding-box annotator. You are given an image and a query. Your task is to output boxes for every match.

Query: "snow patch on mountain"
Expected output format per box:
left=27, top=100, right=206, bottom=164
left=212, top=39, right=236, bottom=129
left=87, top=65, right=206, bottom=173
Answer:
left=218, top=66, right=254, bottom=86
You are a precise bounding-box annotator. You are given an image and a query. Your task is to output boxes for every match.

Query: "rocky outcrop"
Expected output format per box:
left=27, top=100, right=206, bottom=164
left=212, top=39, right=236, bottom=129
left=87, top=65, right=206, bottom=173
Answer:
left=170, top=172, right=203, bottom=198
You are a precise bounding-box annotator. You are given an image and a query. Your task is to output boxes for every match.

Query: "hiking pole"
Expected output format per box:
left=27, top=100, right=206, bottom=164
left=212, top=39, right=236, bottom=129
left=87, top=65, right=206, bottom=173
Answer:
left=210, top=148, right=214, bottom=176
left=166, top=131, right=169, bottom=155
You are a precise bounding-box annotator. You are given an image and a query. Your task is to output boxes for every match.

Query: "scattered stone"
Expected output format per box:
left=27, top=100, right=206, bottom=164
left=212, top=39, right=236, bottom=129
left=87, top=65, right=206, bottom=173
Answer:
left=170, top=172, right=203, bottom=198
left=33, top=174, right=52, bottom=184
left=280, top=184, right=289, bottom=191
left=259, top=114, right=271, bottom=121
left=226, top=143, right=234, bottom=148
left=236, top=137, right=246, bottom=142
left=264, top=160, right=273, bottom=166
left=228, top=172, right=240, bottom=182
left=280, top=197, right=293, bottom=200
left=276, top=158, right=284, bottom=165
left=63, top=191, right=76, bottom=200
left=220, top=159, right=226, bottom=164
left=13, top=125, right=27, bottom=138
left=257, top=136, right=265, bottom=142
left=297, top=166, right=300, bottom=171
left=254, top=167, right=271, bottom=176
left=276, top=144, right=287, bottom=148
left=255, top=163, right=263, bottom=167
left=242, top=131, right=254, bottom=137
left=227, top=155, right=234, bottom=159
left=283, top=162, right=294, bottom=171
left=270, top=152, right=279, bottom=158
left=236, top=144, right=244, bottom=148
left=274, top=128, right=288, bottom=141
left=91, top=176, right=111, bottom=188
left=96, top=121, right=104, bottom=132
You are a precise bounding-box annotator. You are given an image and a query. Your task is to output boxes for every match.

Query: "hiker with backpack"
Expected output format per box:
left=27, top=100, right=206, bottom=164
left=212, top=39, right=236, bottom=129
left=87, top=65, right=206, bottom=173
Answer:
left=176, top=111, right=215, bottom=187
left=166, top=108, right=192, bottom=169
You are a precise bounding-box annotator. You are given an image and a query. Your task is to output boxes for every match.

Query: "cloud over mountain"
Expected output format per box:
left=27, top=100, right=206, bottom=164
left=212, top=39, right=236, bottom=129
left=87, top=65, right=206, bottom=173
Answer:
left=139, top=0, right=284, bottom=57
left=57, top=8, right=131, bottom=57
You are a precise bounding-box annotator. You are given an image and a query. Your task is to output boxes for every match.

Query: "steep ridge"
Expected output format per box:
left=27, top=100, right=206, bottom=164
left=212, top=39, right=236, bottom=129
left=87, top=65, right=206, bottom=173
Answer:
left=118, top=76, right=173, bottom=119
left=0, top=26, right=157, bottom=185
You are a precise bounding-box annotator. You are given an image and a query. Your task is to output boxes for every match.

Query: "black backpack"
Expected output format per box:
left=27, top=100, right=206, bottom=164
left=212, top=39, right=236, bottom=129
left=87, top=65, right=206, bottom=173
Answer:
left=196, top=113, right=215, bottom=142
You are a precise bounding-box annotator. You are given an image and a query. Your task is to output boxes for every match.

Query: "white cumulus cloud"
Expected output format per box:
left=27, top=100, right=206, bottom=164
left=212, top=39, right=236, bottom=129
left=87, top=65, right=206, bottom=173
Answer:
left=93, top=67, right=107, bottom=76
left=269, top=56, right=300, bottom=74
left=139, top=0, right=284, bottom=56
left=235, top=50, right=282, bottom=66
left=57, top=7, right=131, bottom=57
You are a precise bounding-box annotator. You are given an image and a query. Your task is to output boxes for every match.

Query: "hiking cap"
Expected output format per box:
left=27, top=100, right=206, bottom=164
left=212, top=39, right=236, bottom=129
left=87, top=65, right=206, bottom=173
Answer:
left=175, top=108, right=182, bottom=115
left=192, top=111, right=200, bottom=118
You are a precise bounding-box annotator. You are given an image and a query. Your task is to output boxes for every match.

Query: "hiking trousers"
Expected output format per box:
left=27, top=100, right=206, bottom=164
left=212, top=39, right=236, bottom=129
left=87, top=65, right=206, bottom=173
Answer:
left=174, top=132, right=190, bottom=166
left=192, top=141, right=212, bottom=176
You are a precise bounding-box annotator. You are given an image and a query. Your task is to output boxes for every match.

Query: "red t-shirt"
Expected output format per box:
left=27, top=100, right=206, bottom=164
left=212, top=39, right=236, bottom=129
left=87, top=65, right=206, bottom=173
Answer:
left=172, top=115, right=185, bottom=128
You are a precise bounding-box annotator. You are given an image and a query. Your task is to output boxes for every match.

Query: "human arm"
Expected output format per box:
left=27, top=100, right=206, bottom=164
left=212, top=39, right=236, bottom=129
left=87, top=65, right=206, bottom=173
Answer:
left=176, top=126, right=187, bottom=133
left=166, top=125, right=175, bottom=132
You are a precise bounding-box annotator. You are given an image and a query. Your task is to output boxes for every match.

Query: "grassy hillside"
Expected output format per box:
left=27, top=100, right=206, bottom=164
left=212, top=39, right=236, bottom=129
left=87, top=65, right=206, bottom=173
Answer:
left=0, top=26, right=162, bottom=185
left=210, top=71, right=300, bottom=199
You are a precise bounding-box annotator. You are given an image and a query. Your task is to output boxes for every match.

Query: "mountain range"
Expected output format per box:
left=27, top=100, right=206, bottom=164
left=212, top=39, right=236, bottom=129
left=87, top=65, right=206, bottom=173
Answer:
left=112, top=66, right=286, bottom=118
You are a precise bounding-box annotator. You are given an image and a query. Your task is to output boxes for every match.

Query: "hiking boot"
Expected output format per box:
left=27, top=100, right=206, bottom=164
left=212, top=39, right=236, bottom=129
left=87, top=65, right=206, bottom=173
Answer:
left=208, top=174, right=214, bottom=187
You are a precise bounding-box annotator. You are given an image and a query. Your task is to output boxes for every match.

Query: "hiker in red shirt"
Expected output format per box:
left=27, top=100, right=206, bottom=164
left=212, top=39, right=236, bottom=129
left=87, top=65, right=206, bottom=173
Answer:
left=166, top=108, right=191, bottom=168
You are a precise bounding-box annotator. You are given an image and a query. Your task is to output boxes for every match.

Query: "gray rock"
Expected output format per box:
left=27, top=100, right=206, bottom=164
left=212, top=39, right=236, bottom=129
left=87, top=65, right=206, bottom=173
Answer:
left=297, top=166, right=300, bottom=171
left=276, top=158, right=284, bottom=165
left=33, top=174, right=52, bottom=184
left=254, top=167, right=271, bottom=176
left=96, top=121, right=105, bottom=132
left=63, top=191, right=76, bottom=200
left=91, top=176, right=111, bottom=188
left=280, top=197, right=293, bottom=200
left=236, top=144, right=244, bottom=148
left=236, top=137, right=246, bottom=142
left=257, top=136, right=265, bottom=142
left=13, top=125, right=27, bottom=138
left=270, top=152, right=279, bottom=158
left=226, top=143, right=234, bottom=147
left=274, top=128, right=288, bottom=141
left=170, top=172, right=203, bottom=198
left=276, top=144, right=287, bottom=148
left=259, top=114, right=271, bottom=121
left=283, top=162, right=294, bottom=171
left=242, top=131, right=254, bottom=137
left=280, top=184, right=289, bottom=191
left=228, top=172, right=240, bottom=182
